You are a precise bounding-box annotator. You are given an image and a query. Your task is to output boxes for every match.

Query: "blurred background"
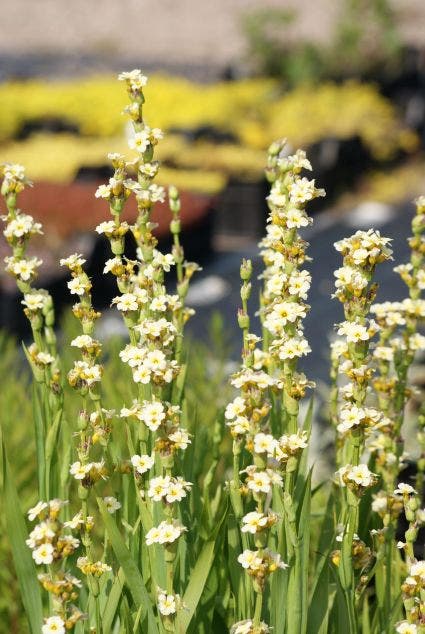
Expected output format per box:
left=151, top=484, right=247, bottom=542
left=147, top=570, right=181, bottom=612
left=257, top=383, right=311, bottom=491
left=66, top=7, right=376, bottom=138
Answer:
left=1, top=0, right=425, bottom=374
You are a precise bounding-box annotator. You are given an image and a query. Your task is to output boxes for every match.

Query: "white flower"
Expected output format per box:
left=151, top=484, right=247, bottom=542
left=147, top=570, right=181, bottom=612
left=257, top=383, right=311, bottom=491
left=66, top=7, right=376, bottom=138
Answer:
left=278, top=149, right=312, bottom=172
left=67, top=277, right=90, bottom=296
left=237, top=549, right=262, bottom=570
left=128, top=126, right=163, bottom=153
left=337, top=321, right=370, bottom=343
left=241, top=512, right=269, bottom=534
left=371, top=493, right=388, bottom=514
left=4, top=213, right=42, bottom=238
left=131, top=454, right=154, bottom=475
left=288, top=177, right=325, bottom=205
left=277, top=337, right=311, bottom=360
left=351, top=247, right=369, bottom=265
left=27, top=501, right=48, bottom=521
left=150, top=296, right=167, bottom=312
left=403, top=298, right=425, bottom=318
left=253, top=433, right=277, bottom=456
left=64, top=512, right=84, bottom=529
left=267, top=190, right=287, bottom=207
left=395, top=622, right=417, bottom=634
left=247, top=470, right=272, bottom=494
left=230, top=620, right=269, bottom=634
left=95, top=184, right=112, bottom=199
left=153, top=251, right=175, bottom=271
left=26, top=522, right=55, bottom=548
left=373, top=346, right=393, bottom=361
left=69, top=461, right=92, bottom=480
left=112, top=293, right=139, bottom=312
left=157, top=591, right=177, bottom=615
left=288, top=270, right=311, bottom=299
left=225, top=397, right=246, bottom=420
left=32, top=542, right=54, bottom=565
left=118, top=69, right=148, bottom=90
left=5, top=256, right=42, bottom=280
left=410, top=560, right=425, bottom=580
left=96, top=220, right=116, bottom=235
left=103, top=256, right=122, bottom=274
left=165, top=478, right=192, bottom=503
left=409, top=333, right=425, bottom=351
left=230, top=620, right=271, bottom=634
left=348, top=465, right=376, bottom=486
left=104, top=496, right=121, bottom=513
left=80, top=363, right=102, bottom=386
left=148, top=476, right=172, bottom=502
left=338, top=464, right=377, bottom=488
left=128, top=131, right=149, bottom=152
left=286, top=207, right=311, bottom=229
left=144, top=350, right=167, bottom=372
left=145, top=525, right=162, bottom=546
left=230, top=621, right=253, bottom=634
left=133, top=365, right=151, bottom=384
left=60, top=253, right=86, bottom=268
left=279, top=431, right=308, bottom=455
left=168, top=429, right=191, bottom=449
left=226, top=416, right=250, bottom=436
left=139, top=400, right=166, bottom=431
left=21, top=293, right=46, bottom=311
left=145, top=521, right=186, bottom=545
left=337, top=405, right=365, bottom=434
left=42, top=616, right=66, bottom=634
left=394, top=483, right=416, bottom=496
left=71, top=334, right=94, bottom=348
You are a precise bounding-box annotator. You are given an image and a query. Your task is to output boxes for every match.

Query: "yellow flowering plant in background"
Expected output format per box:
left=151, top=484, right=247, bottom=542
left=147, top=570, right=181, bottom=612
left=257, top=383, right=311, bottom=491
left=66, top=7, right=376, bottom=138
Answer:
left=0, top=71, right=425, bottom=634
left=0, top=75, right=417, bottom=195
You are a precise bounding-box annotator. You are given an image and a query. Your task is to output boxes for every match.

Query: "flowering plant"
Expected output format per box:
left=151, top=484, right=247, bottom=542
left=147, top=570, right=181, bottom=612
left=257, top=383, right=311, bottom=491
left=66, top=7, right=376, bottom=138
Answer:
left=1, top=71, right=425, bottom=634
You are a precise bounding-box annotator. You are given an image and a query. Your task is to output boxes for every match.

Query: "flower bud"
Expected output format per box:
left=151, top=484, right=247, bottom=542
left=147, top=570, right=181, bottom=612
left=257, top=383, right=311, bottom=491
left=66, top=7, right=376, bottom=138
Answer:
left=77, top=411, right=89, bottom=431
left=170, top=219, right=181, bottom=235
left=169, top=185, right=179, bottom=201
left=405, top=526, right=418, bottom=542
left=240, top=282, right=252, bottom=302
left=240, top=259, right=252, bottom=281
left=268, top=140, right=284, bottom=157
left=237, top=310, right=250, bottom=330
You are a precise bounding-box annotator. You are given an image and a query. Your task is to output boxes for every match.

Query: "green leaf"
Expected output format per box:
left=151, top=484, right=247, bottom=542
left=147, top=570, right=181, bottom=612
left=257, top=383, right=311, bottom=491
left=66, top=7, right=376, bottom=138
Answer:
left=175, top=539, right=215, bottom=633
left=0, top=426, right=43, bottom=633
left=31, top=381, right=46, bottom=499
left=175, top=502, right=228, bottom=633
left=44, top=407, right=63, bottom=498
left=286, top=471, right=311, bottom=634
left=307, top=560, right=330, bottom=634
left=102, top=568, right=125, bottom=634
left=97, top=498, right=159, bottom=634
left=302, top=397, right=314, bottom=433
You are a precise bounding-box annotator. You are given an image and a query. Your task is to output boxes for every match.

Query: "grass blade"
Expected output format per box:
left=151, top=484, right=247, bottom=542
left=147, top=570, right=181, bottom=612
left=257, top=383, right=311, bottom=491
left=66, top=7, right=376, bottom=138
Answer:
left=97, top=498, right=159, bottom=634
left=0, top=426, right=43, bottom=633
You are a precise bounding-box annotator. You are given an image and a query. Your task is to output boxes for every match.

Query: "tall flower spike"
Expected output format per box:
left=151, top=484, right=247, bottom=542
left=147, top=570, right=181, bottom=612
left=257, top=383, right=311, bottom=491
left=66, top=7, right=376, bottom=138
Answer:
left=260, top=141, right=322, bottom=437
left=96, top=71, right=198, bottom=630
left=228, top=141, right=321, bottom=633
left=1, top=163, right=62, bottom=500
left=332, top=228, right=392, bottom=632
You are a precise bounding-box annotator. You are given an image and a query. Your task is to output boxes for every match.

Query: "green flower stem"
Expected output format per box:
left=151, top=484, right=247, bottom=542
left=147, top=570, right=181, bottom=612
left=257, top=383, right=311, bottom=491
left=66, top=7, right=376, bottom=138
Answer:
left=253, top=589, right=263, bottom=627
left=416, top=401, right=425, bottom=496
left=339, top=496, right=359, bottom=634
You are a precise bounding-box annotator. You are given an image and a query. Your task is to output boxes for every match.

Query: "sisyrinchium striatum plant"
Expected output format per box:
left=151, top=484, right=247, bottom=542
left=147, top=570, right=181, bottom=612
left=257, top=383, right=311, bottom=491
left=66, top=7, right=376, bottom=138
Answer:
left=1, top=70, right=425, bottom=634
